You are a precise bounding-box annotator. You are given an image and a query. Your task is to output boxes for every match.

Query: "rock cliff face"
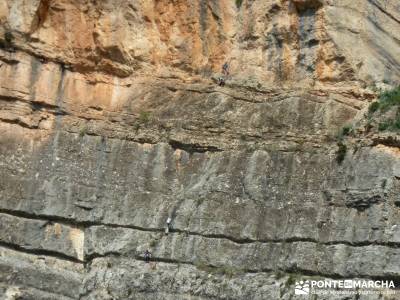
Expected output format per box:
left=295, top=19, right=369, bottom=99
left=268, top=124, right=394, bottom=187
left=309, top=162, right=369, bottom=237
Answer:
left=1, top=0, right=400, bottom=299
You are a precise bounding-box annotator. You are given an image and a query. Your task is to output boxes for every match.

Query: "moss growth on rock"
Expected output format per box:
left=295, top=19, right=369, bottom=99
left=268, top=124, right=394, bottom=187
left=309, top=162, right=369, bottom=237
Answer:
left=365, top=86, right=400, bottom=132
left=79, top=125, right=87, bottom=137
left=368, top=101, right=380, bottom=114
left=337, top=124, right=353, bottom=140
left=336, top=142, right=347, bottom=164
left=369, top=86, right=400, bottom=113
left=378, top=116, right=400, bottom=131
left=138, top=111, right=151, bottom=123
left=378, top=86, right=400, bottom=111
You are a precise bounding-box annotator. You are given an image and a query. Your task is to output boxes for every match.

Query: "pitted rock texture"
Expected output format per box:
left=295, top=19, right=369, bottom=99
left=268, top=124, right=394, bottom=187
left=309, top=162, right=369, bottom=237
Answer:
left=1, top=0, right=400, bottom=299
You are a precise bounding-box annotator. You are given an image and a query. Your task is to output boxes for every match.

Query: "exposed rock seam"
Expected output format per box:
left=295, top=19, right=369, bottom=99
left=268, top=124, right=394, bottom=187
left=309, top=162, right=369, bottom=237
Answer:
left=85, top=252, right=400, bottom=284
left=1, top=208, right=400, bottom=249
left=2, top=242, right=398, bottom=288
left=0, top=240, right=83, bottom=264
left=0, top=98, right=334, bottom=152
left=367, top=0, right=400, bottom=25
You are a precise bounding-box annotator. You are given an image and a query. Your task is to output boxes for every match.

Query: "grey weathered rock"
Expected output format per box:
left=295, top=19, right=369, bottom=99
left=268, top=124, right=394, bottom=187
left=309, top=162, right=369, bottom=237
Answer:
left=1, top=0, right=400, bottom=299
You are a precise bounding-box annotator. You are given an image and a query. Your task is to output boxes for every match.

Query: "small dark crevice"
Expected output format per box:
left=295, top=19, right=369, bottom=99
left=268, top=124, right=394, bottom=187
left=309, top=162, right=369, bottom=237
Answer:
left=0, top=117, right=38, bottom=129
left=345, top=194, right=382, bottom=211
left=293, top=0, right=323, bottom=12
left=207, top=2, right=220, bottom=21
left=86, top=252, right=195, bottom=269
left=307, top=38, right=319, bottom=47
left=135, top=255, right=193, bottom=266
left=84, top=251, right=122, bottom=264
left=0, top=30, right=17, bottom=53
left=0, top=207, right=162, bottom=232
left=372, top=136, right=400, bottom=148
left=0, top=207, right=89, bottom=227
left=29, top=100, right=61, bottom=112
left=0, top=240, right=83, bottom=264
left=74, top=204, right=94, bottom=211
left=88, top=106, right=103, bottom=111
left=0, top=55, right=19, bottom=65
left=268, top=4, right=281, bottom=15
left=168, top=139, right=223, bottom=154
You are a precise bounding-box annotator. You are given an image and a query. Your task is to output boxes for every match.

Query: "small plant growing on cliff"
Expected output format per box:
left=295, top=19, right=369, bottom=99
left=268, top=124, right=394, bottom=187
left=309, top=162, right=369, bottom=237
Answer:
left=196, top=197, right=205, bottom=207
left=378, top=116, right=400, bottom=131
left=368, top=101, right=380, bottom=114
left=285, top=274, right=297, bottom=287
left=367, top=86, right=400, bottom=132
left=274, top=271, right=285, bottom=280
left=79, top=125, right=88, bottom=137
left=335, top=124, right=353, bottom=142
left=235, top=0, right=243, bottom=9
left=336, top=142, right=347, bottom=164
left=138, top=110, right=151, bottom=124
left=339, top=124, right=352, bottom=138
left=369, top=86, right=400, bottom=113
left=378, top=85, right=400, bottom=111
left=378, top=120, right=391, bottom=131
left=394, top=117, right=400, bottom=130
left=133, top=123, right=140, bottom=131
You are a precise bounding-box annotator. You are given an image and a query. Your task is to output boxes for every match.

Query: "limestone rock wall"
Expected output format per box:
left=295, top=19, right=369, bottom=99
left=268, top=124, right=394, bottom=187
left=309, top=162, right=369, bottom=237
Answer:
left=1, top=0, right=399, bottom=85
left=1, top=1, right=400, bottom=299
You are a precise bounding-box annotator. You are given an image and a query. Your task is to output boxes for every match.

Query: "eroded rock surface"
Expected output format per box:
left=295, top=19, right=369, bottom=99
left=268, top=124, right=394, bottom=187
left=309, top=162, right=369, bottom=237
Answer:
left=1, top=0, right=400, bottom=299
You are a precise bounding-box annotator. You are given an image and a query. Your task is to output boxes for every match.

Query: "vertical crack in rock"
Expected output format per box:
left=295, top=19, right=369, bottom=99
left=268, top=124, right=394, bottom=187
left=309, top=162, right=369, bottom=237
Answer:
left=30, top=0, right=51, bottom=34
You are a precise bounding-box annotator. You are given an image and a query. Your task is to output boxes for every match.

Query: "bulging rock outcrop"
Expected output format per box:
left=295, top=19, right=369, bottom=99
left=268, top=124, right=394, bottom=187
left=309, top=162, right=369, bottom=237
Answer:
left=0, top=1, right=400, bottom=299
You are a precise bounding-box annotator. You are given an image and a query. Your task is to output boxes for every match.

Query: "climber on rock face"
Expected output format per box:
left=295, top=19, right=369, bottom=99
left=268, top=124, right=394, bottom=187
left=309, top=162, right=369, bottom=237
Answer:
left=144, top=249, right=151, bottom=263
left=218, top=77, right=225, bottom=87
left=165, top=217, right=172, bottom=235
left=222, top=62, right=229, bottom=76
